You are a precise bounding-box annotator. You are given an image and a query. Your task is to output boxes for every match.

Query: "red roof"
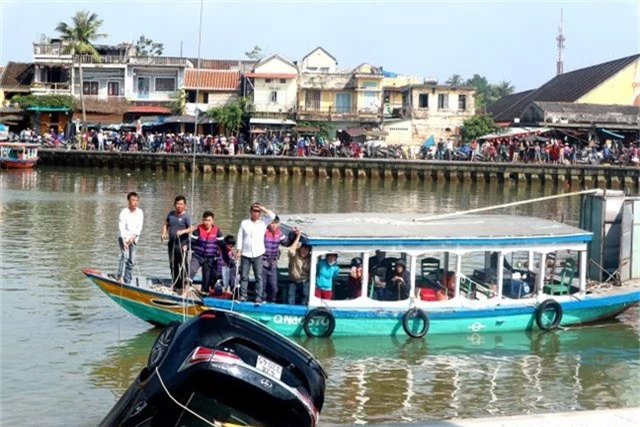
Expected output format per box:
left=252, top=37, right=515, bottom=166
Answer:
left=184, top=69, right=240, bottom=90
left=127, top=105, right=172, bottom=114
left=244, top=73, right=297, bottom=79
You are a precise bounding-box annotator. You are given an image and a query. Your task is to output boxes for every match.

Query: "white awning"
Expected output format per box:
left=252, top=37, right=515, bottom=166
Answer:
left=249, top=118, right=296, bottom=126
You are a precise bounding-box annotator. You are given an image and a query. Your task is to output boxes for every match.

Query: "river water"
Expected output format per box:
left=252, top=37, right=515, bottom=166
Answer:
left=0, top=167, right=638, bottom=426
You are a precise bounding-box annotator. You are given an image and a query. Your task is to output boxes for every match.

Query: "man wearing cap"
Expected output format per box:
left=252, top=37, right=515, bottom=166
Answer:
left=236, top=202, right=276, bottom=303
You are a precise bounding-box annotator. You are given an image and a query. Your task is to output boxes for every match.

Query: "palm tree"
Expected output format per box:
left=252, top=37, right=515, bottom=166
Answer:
left=445, top=74, right=464, bottom=86
left=56, top=10, right=107, bottom=135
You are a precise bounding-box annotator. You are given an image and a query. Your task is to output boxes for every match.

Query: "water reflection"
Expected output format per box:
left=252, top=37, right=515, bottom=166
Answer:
left=87, top=323, right=639, bottom=425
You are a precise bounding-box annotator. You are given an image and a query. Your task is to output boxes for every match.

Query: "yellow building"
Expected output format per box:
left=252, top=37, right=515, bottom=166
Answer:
left=296, top=47, right=383, bottom=127
left=488, top=54, right=640, bottom=124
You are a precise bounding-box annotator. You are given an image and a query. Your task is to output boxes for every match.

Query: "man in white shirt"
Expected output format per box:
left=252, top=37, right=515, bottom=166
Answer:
left=117, top=192, right=144, bottom=284
left=236, top=202, right=276, bottom=303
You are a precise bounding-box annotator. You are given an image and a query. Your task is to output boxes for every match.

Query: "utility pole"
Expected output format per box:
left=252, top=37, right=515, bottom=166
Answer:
left=556, top=9, right=566, bottom=75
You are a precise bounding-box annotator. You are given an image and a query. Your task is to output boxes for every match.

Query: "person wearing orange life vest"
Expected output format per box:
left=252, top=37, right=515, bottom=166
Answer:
left=262, top=216, right=292, bottom=302
left=185, top=211, right=224, bottom=293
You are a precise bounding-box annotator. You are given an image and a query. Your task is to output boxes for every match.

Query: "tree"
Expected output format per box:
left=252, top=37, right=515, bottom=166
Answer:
left=135, top=35, right=164, bottom=57
left=464, top=74, right=515, bottom=111
left=207, top=99, right=248, bottom=135
left=170, top=89, right=186, bottom=115
left=56, top=10, right=107, bottom=134
left=244, top=45, right=263, bottom=60
left=445, top=74, right=464, bottom=86
left=491, top=80, right=515, bottom=100
left=460, top=114, right=499, bottom=142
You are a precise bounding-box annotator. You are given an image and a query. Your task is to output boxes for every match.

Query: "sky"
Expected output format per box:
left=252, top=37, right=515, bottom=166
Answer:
left=1, top=0, right=639, bottom=91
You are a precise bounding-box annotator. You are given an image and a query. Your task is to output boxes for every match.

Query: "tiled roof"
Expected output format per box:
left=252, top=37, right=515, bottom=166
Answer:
left=183, top=69, right=240, bottom=90
left=488, top=54, right=640, bottom=122
left=0, top=61, right=34, bottom=92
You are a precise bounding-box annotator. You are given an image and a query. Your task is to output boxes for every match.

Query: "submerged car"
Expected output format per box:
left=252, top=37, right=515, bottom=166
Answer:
left=100, top=309, right=327, bottom=427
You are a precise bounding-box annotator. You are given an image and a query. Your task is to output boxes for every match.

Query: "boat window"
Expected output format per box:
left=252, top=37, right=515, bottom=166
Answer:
left=314, top=252, right=362, bottom=301
left=368, top=251, right=412, bottom=301
left=415, top=252, right=457, bottom=301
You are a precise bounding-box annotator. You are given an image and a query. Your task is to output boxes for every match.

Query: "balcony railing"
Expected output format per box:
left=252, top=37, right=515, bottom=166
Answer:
left=33, top=43, right=70, bottom=56
left=76, top=54, right=128, bottom=64
left=297, top=106, right=382, bottom=121
left=30, top=82, right=71, bottom=94
left=129, top=56, right=189, bottom=66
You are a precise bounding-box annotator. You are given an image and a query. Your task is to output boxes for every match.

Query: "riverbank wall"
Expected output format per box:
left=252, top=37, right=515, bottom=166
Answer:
left=38, top=149, right=640, bottom=191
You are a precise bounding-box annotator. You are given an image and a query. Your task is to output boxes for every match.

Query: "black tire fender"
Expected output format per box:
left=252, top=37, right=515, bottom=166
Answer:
left=147, top=320, right=181, bottom=369
left=535, top=299, right=563, bottom=331
left=402, top=308, right=430, bottom=338
left=303, top=307, right=336, bottom=338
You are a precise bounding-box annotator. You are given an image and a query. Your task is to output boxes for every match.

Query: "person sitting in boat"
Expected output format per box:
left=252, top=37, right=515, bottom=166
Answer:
left=369, top=250, right=395, bottom=300
left=384, top=259, right=411, bottom=301
left=185, top=211, right=224, bottom=294
left=348, top=257, right=363, bottom=299
left=315, top=253, right=340, bottom=300
left=262, top=216, right=293, bottom=303
left=287, top=228, right=311, bottom=305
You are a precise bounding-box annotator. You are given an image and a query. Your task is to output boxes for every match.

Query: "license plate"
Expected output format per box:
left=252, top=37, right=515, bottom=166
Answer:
left=256, top=355, right=283, bottom=380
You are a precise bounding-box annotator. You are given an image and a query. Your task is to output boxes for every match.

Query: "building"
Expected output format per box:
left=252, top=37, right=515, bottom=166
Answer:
left=487, top=54, right=640, bottom=124
left=245, top=54, right=298, bottom=116
left=0, top=62, right=34, bottom=104
left=183, top=69, right=241, bottom=115
left=296, top=47, right=384, bottom=132
left=382, top=81, right=476, bottom=144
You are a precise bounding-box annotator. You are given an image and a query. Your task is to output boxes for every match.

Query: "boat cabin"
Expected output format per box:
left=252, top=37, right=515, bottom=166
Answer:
left=0, top=142, right=39, bottom=165
left=279, top=213, right=593, bottom=308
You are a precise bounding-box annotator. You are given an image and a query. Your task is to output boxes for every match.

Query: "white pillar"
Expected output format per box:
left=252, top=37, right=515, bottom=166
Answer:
left=362, top=252, right=370, bottom=299
left=409, top=254, right=417, bottom=299
left=454, top=253, right=462, bottom=299
left=308, top=253, right=319, bottom=306
left=579, top=250, right=587, bottom=294
left=537, top=253, right=547, bottom=297
left=496, top=252, right=504, bottom=299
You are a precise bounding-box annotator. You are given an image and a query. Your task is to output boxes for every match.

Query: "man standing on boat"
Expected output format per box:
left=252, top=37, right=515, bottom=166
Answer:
left=183, top=211, right=224, bottom=295
left=236, top=202, right=276, bottom=303
left=161, top=195, right=192, bottom=291
left=262, top=216, right=292, bottom=303
left=117, top=192, right=144, bottom=284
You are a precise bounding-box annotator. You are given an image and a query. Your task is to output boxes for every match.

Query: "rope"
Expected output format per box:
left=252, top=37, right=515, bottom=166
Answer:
left=413, top=189, right=599, bottom=222
left=155, top=366, right=219, bottom=427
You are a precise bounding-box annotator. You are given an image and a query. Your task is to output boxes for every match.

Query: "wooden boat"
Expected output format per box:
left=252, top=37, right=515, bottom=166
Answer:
left=0, top=142, right=39, bottom=169
left=83, top=214, right=640, bottom=338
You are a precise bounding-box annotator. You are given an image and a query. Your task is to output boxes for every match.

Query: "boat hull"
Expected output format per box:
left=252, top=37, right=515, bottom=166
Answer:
left=1, top=159, right=37, bottom=169
left=83, top=269, right=639, bottom=337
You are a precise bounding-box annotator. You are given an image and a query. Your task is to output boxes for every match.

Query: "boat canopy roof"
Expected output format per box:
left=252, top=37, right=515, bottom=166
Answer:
left=280, top=213, right=592, bottom=249
left=0, top=142, right=39, bottom=148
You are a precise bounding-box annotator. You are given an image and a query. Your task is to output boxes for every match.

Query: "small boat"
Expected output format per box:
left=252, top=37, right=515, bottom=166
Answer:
left=0, top=142, right=39, bottom=169
left=83, top=213, right=640, bottom=338
left=100, top=309, right=326, bottom=427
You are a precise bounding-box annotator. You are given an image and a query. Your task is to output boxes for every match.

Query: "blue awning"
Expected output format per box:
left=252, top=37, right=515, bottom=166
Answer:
left=600, top=128, right=624, bottom=139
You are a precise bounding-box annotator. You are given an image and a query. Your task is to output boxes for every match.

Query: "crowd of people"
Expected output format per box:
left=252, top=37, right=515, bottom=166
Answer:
left=12, top=127, right=640, bottom=165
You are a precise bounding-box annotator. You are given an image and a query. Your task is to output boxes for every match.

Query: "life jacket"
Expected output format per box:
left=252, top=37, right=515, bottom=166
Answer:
left=193, top=225, right=219, bottom=257
left=264, top=228, right=282, bottom=260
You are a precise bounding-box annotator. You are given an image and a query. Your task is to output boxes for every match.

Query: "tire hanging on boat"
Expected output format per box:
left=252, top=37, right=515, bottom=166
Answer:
left=535, top=299, right=563, bottom=331
left=147, top=320, right=181, bottom=369
left=303, top=307, right=336, bottom=338
left=402, top=308, right=430, bottom=338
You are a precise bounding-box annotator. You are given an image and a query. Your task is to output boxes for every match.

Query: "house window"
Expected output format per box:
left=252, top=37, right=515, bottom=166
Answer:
left=270, top=91, right=278, bottom=103
left=187, top=90, right=197, bottom=103
left=107, top=82, right=120, bottom=96
left=305, top=90, right=321, bottom=110
left=83, top=81, right=98, bottom=95
left=418, top=94, right=429, bottom=108
left=155, top=77, right=176, bottom=92
left=265, top=78, right=272, bottom=83
left=335, top=92, right=352, bottom=113
left=202, top=92, right=209, bottom=103
left=361, top=81, right=377, bottom=89
left=458, top=94, right=467, bottom=111
left=279, top=78, right=286, bottom=84
left=319, top=67, right=329, bottom=73
left=438, top=93, right=449, bottom=110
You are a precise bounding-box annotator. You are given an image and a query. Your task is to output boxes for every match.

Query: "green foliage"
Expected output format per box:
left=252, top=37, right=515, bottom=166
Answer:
left=445, top=74, right=464, bottom=86
left=55, top=10, right=107, bottom=60
left=460, top=114, right=499, bottom=142
left=244, top=45, right=263, bottom=60
left=207, top=99, right=249, bottom=135
left=461, top=74, right=516, bottom=110
left=170, top=90, right=186, bottom=115
left=135, top=35, right=164, bottom=57
left=12, top=94, right=76, bottom=110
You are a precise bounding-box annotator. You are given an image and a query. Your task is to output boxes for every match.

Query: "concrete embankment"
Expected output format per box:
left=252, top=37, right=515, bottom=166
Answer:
left=38, top=149, right=640, bottom=191
left=361, top=407, right=640, bottom=426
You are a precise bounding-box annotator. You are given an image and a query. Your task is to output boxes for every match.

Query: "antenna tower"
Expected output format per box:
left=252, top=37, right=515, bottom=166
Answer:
left=556, top=9, right=566, bottom=75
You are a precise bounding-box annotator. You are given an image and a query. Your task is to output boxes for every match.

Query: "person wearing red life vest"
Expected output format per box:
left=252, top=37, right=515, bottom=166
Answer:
left=185, top=211, right=223, bottom=293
